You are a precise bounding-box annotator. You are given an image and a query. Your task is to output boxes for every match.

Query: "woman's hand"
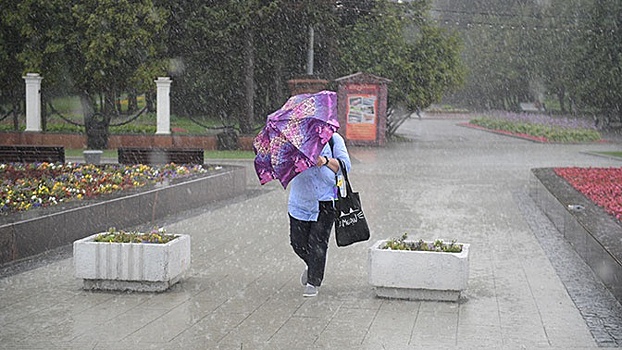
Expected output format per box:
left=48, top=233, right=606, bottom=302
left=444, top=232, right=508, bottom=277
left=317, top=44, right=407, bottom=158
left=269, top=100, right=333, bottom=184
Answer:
left=316, top=155, right=328, bottom=167
left=317, top=155, right=337, bottom=173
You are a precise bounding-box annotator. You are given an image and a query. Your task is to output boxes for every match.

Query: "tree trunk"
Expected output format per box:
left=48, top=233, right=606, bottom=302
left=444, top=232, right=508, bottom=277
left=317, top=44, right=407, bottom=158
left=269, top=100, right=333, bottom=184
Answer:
left=557, top=87, right=566, bottom=113
left=12, top=101, right=19, bottom=131
left=116, top=97, right=123, bottom=115
left=43, top=96, right=48, bottom=131
left=146, top=92, right=155, bottom=113
left=241, top=27, right=255, bottom=135
left=82, top=93, right=109, bottom=149
left=128, top=90, right=138, bottom=113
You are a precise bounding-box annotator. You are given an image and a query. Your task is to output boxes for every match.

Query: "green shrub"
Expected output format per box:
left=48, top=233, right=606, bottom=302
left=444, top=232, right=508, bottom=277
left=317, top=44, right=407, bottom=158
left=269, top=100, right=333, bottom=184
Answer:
left=470, top=116, right=601, bottom=143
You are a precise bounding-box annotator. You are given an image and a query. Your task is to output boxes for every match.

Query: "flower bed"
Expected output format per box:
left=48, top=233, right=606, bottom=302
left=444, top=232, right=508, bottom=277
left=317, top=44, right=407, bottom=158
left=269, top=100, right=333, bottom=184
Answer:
left=0, top=162, right=211, bottom=214
left=467, top=112, right=601, bottom=143
left=554, top=167, right=622, bottom=221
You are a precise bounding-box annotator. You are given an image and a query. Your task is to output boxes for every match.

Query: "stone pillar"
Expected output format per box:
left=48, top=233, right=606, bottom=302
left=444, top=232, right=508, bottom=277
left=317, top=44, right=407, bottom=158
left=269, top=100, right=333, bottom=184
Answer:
left=155, top=77, right=172, bottom=135
left=23, top=73, right=43, bottom=132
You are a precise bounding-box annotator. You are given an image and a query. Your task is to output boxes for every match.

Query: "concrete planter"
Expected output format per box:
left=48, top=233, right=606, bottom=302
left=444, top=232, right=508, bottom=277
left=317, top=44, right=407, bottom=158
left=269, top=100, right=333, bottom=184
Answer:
left=73, top=233, right=191, bottom=292
left=368, top=239, right=470, bottom=301
left=83, top=150, right=103, bottom=164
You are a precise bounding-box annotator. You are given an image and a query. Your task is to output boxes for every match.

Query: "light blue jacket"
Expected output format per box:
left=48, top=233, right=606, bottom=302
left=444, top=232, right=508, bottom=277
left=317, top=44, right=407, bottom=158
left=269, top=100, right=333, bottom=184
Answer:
left=288, top=133, right=351, bottom=221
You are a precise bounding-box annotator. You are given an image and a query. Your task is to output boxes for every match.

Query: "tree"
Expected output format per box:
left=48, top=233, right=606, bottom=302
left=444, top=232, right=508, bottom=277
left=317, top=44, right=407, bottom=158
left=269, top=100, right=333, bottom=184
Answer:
left=163, top=0, right=340, bottom=135
left=573, top=0, right=622, bottom=122
left=72, top=0, right=168, bottom=148
left=162, top=1, right=281, bottom=134
left=0, top=0, right=24, bottom=130
left=3, top=0, right=466, bottom=143
left=338, top=0, right=465, bottom=135
left=524, top=0, right=590, bottom=114
left=12, top=0, right=167, bottom=149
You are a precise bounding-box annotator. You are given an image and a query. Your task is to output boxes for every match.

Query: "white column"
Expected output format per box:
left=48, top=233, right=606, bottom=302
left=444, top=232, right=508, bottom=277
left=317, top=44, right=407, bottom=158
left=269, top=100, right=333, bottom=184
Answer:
left=155, top=77, right=172, bottom=135
left=23, top=73, right=43, bottom=132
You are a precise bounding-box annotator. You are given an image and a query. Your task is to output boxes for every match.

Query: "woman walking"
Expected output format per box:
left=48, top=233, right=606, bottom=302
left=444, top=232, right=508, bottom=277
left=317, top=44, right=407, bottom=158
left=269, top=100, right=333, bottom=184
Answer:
left=288, top=132, right=351, bottom=297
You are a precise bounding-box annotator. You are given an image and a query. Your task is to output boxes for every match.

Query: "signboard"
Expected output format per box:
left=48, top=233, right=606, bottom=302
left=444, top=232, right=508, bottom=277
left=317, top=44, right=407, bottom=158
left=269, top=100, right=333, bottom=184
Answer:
left=345, top=84, right=378, bottom=141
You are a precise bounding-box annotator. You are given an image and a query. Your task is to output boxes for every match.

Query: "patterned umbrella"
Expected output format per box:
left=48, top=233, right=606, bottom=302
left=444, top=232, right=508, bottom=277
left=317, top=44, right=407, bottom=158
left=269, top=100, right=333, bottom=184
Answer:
left=253, top=90, right=339, bottom=188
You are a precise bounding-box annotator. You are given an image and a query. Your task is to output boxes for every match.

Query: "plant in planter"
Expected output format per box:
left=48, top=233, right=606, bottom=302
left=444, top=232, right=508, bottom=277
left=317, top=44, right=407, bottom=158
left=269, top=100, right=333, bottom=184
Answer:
left=73, top=227, right=191, bottom=292
left=368, top=233, right=470, bottom=302
left=93, top=227, right=178, bottom=243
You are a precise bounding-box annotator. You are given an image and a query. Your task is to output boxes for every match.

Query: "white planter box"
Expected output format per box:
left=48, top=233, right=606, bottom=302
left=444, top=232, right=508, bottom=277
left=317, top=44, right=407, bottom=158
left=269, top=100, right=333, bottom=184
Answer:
left=368, top=239, right=470, bottom=301
left=73, top=233, right=191, bottom=292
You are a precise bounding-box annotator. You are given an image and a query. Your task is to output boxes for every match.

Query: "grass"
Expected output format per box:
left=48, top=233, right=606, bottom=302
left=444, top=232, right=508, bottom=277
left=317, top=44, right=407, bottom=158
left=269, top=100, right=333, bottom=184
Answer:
left=596, top=151, right=622, bottom=158
left=65, top=149, right=255, bottom=160
left=469, top=113, right=601, bottom=143
left=203, top=150, right=254, bottom=159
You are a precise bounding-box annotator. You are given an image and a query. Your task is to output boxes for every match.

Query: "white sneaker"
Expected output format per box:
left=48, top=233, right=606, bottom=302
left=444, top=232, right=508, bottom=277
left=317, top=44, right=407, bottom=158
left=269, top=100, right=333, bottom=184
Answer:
left=303, top=283, right=318, bottom=297
left=300, top=267, right=308, bottom=286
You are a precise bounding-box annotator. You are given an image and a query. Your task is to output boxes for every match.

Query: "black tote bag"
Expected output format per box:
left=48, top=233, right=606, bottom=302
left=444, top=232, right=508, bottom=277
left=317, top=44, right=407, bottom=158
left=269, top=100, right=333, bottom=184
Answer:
left=334, top=159, right=370, bottom=247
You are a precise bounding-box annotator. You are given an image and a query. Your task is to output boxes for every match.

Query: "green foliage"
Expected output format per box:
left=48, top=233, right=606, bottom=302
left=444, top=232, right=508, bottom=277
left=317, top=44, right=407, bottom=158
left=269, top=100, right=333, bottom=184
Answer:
left=2, top=0, right=466, bottom=141
left=72, top=0, right=168, bottom=93
left=436, top=0, right=621, bottom=120
left=3, top=0, right=620, bottom=135
left=109, top=124, right=156, bottom=134
left=0, top=0, right=24, bottom=110
left=163, top=0, right=345, bottom=134
left=94, top=227, right=177, bottom=244
left=597, top=152, right=622, bottom=159
left=470, top=117, right=602, bottom=142
left=446, top=5, right=532, bottom=111
left=383, top=233, right=463, bottom=253
left=572, top=0, right=622, bottom=119
left=203, top=150, right=255, bottom=160
left=338, top=0, right=466, bottom=135
left=8, top=0, right=168, bottom=148
left=0, top=124, right=24, bottom=132
left=44, top=123, right=84, bottom=133
left=405, top=25, right=466, bottom=109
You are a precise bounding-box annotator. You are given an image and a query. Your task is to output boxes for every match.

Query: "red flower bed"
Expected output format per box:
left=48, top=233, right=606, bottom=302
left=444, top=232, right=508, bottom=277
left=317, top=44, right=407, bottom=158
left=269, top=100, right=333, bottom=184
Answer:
left=554, top=167, right=622, bottom=221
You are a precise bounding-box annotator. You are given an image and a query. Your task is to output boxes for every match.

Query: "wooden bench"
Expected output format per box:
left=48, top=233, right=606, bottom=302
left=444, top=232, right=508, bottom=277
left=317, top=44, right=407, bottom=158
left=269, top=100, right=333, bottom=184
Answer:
left=118, top=147, right=204, bottom=165
left=0, top=145, right=65, bottom=163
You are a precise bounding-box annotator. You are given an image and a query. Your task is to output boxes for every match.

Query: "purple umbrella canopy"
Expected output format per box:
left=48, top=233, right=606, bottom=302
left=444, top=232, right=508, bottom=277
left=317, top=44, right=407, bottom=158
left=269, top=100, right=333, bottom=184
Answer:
left=253, top=90, right=339, bottom=188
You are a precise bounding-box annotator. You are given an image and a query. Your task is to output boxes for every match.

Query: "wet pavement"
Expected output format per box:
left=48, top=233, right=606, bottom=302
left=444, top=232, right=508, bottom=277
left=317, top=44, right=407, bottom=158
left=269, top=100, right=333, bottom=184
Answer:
left=2, top=115, right=622, bottom=349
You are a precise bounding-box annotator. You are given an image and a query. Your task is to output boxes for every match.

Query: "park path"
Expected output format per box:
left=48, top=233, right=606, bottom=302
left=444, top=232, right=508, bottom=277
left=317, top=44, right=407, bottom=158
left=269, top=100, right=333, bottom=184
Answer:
left=1, top=115, right=622, bottom=349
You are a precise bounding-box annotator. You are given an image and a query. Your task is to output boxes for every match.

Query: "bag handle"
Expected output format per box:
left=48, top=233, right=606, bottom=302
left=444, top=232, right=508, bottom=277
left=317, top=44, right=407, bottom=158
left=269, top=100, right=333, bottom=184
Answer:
left=328, top=137, right=354, bottom=196
left=336, top=158, right=354, bottom=197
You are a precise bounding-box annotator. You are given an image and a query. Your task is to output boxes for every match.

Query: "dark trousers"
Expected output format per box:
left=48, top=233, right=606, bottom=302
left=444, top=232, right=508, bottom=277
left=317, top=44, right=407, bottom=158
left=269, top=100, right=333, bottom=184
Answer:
left=289, top=201, right=335, bottom=287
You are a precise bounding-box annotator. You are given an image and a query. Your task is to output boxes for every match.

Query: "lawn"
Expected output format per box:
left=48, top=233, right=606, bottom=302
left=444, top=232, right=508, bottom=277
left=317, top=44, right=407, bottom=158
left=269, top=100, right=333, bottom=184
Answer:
left=596, top=151, right=622, bottom=159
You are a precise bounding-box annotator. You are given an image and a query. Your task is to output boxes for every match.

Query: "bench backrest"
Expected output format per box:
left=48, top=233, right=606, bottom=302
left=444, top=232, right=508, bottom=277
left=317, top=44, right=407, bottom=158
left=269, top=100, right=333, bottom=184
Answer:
left=0, top=145, right=65, bottom=163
